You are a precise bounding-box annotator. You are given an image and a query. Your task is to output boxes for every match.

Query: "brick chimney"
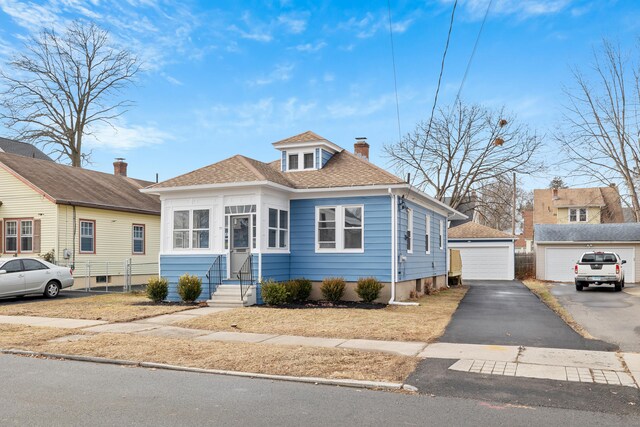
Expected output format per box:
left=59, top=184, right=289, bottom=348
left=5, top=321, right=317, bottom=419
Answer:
left=552, top=188, right=559, bottom=200
left=113, top=158, right=128, bottom=177
left=354, top=137, right=369, bottom=160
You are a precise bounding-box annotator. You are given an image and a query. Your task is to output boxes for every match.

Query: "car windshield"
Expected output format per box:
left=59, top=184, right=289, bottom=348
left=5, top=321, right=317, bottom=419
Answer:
left=581, top=253, right=616, bottom=263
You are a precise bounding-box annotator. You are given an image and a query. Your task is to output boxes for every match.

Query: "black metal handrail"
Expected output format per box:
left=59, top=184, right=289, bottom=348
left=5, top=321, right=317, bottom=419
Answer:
left=237, top=254, right=254, bottom=302
left=205, top=255, right=223, bottom=297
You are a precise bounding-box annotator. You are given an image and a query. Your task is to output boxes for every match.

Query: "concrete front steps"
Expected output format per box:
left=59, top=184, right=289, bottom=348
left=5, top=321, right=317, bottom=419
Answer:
left=207, top=284, right=256, bottom=307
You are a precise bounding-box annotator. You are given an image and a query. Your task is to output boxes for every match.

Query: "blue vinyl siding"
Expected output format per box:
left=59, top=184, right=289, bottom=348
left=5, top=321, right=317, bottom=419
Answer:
left=396, top=200, right=447, bottom=281
left=321, top=149, right=332, bottom=167
left=290, top=196, right=392, bottom=282
left=160, top=254, right=224, bottom=301
left=261, top=253, right=290, bottom=282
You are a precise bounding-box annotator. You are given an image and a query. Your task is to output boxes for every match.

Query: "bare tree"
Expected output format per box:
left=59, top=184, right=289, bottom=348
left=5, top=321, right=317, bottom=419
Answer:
left=385, top=100, right=544, bottom=209
left=0, top=21, right=139, bottom=166
left=474, top=176, right=533, bottom=233
left=558, top=40, right=640, bottom=221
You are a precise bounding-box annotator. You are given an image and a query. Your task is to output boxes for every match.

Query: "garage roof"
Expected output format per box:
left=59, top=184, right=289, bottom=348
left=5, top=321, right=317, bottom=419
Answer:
left=448, top=222, right=515, bottom=240
left=535, top=223, right=640, bottom=242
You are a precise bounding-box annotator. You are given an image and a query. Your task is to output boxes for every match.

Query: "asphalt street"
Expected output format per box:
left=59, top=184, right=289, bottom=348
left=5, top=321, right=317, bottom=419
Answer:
left=550, top=282, right=640, bottom=352
left=439, top=280, right=615, bottom=350
left=1, top=354, right=638, bottom=426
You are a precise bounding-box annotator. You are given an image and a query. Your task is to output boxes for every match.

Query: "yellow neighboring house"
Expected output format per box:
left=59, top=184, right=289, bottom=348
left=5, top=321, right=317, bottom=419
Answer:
left=0, top=151, right=160, bottom=288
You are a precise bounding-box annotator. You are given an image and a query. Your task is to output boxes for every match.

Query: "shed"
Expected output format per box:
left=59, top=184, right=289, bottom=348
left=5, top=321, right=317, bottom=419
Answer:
left=534, top=223, right=640, bottom=283
left=448, top=222, right=515, bottom=280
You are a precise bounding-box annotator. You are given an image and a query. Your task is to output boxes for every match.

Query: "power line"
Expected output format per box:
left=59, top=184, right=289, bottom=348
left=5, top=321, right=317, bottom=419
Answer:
left=387, top=0, right=402, bottom=143
left=454, top=0, right=493, bottom=104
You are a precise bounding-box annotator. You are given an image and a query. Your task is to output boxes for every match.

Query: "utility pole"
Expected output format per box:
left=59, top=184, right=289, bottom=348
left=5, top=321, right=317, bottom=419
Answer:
left=512, top=172, right=516, bottom=235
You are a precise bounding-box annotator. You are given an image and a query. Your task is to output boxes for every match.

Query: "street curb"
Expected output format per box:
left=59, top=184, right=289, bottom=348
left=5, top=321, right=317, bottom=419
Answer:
left=0, top=349, right=407, bottom=391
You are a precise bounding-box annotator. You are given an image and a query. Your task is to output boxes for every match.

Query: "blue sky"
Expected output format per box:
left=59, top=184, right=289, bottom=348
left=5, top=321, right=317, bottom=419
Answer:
left=0, top=0, right=638, bottom=189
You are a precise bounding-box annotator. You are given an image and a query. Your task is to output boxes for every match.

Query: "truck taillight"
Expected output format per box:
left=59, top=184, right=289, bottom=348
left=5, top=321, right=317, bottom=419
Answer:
left=574, top=264, right=578, bottom=274
left=616, top=264, right=620, bottom=274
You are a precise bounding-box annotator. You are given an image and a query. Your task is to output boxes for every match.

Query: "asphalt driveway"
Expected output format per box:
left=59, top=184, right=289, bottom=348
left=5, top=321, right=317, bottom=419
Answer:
left=550, top=282, right=640, bottom=352
left=439, top=280, right=615, bottom=351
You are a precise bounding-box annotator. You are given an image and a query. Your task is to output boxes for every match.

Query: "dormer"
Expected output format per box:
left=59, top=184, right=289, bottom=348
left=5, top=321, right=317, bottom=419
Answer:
left=272, top=131, right=342, bottom=172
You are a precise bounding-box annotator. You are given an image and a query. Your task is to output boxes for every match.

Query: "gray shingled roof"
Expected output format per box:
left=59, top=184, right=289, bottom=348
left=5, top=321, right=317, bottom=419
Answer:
left=0, top=137, right=52, bottom=161
left=535, top=223, right=640, bottom=242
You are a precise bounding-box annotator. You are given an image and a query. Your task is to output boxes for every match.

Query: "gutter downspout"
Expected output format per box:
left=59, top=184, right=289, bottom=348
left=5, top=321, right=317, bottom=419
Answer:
left=388, top=188, right=418, bottom=306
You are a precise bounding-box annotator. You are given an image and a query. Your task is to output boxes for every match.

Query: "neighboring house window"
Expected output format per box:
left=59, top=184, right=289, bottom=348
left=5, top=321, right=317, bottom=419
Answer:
left=406, top=208, right=413, bottom=253
left=304, top=153, right=314, bottom=169
left=268, top=208, right=288, bottom=249
left=317, top=205, right=364, bottom=252
left=569, top=208, right=587, bottom=222
left=132, top=224, right=145, bottom=255
left=425, top=215, right=431, bottom=254
left=289, top=154, right=299, bottom=170
left=439, top=220, right=444, bottom=250
left=80, top=220, right=95, bottom=254
left=173, top=209, right=210, bottom=249
left=20, top=220, right=33, bottom=252
left=5, top=220, right=17, bottom=252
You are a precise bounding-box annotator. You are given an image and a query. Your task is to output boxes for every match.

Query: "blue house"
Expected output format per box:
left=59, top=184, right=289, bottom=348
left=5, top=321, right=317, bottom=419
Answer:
left=142, top=131, right=465, bottom=305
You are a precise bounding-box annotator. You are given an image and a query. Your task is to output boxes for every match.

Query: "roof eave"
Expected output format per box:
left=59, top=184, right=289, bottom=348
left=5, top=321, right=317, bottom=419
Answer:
left=141, top=180, right=294, bottom=194
left=56, top=200, right=160, bottom=216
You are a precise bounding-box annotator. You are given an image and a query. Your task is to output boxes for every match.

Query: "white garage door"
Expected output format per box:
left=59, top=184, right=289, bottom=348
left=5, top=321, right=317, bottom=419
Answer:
left=453, top=245, right=512, bottom=280
left=545, top=247, right=635, bottom=282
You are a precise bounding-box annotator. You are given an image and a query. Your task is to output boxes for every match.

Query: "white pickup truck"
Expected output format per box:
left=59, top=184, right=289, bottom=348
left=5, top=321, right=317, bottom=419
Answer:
left=574, top=251, right=626, bottom=292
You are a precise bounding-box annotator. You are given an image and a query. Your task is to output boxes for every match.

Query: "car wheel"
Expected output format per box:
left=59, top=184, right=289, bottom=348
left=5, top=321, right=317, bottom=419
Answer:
left=576, top=283, right=583, bottom=291
left=614, top=281, right=622, bottom=292
left=44, top=281, right=60, bottom=298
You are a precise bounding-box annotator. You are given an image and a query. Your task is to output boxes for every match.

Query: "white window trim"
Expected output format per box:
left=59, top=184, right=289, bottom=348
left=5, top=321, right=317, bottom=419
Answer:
left=425, top=214, right=431, bottom=255
left=288, top=153, right=300, bottom=170
left=406, top=208, right=413, bottom=254
left=79, top=220, right=95, bottom=254
left=267, top=208, right=289, bottom=250
left=439, top=219, right=444, bottom=250
left=568, top=208, right=588, bottom=223
left=132, top=225, right=145, bottom=254
left=172, top=208, right=211, bottom=251
left=315, top=205, right=365, bottom=253
left=284, top=149, right=318, bottom=172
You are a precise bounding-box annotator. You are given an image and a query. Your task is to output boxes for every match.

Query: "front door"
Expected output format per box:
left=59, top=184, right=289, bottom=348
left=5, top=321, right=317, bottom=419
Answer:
left=230, top=215, right=250, bottom=278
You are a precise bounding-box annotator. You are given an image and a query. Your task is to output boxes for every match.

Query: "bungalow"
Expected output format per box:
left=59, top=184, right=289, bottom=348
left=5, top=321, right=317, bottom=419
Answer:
left=0, top=152, right=161, bottom=287
left=143, top=131, right=465, bottom=305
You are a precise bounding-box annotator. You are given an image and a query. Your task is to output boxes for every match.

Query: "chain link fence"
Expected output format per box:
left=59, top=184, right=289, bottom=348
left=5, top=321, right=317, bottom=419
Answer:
left=57, top=259, right=158, bottom=293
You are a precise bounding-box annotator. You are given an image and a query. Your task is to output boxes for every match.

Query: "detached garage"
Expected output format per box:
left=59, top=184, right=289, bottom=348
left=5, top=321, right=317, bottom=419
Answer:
left=448, top=222, right=515, bottom=280
left=535, top=224, right=640, bottom=283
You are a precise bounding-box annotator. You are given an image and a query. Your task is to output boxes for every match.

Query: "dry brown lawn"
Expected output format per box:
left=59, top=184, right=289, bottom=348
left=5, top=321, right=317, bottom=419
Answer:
left=177, top=286, right=467, bottom=342
left=0, top=324, right=416, bottom=383
left=522, top=279, right=593, bottom=339
left=0, top=293, right=193, bottom=322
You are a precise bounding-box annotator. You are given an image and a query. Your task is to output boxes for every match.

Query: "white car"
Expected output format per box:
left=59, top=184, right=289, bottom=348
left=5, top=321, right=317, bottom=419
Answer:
left=0, top=258, right=74, bottom=299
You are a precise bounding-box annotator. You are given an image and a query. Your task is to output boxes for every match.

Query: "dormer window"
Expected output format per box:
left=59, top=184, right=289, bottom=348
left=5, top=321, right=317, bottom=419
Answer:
left=569, top=208, right=587, bottom=222
left=304, top=153, right=314, bottom=169
left=288, top=154, right=299, bottom=170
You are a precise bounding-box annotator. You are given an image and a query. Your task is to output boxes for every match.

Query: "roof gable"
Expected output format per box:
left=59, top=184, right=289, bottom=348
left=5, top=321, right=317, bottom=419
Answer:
left=533, top=187, right=624, bottom=224
left=0, top=152, right=159, bottom=215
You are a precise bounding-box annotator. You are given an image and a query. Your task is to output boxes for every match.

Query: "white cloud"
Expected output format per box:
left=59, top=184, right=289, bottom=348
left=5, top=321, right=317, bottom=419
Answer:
left=293, top=41, right=327, bottom=52
left=337, top=11, right=415, bottom=39
left=445, top=0, right=575, bottom=20
left=323, top=72, right=335, bottom=82
left=85, top=120, right=171, bottom=151
left=278, top=13, right=308, bottom=34
left=248, top=63, right=295, bottom=86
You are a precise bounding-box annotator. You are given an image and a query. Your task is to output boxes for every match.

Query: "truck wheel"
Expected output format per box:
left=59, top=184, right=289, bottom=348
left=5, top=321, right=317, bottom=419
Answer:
left=614, top=281, right=622, bottom=292
left=575, top=282, right=583, bottom=291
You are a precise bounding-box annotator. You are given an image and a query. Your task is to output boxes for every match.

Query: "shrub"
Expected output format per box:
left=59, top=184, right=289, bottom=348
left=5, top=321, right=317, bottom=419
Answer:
left=321, top=277, right=345, bottom=302
left=40, top=249, right=55, bottom=263
left=261, top=280, right=289, bottom=306
left=177, top=274, right=202, bottom=303
left=285, top=278, right=313, bottom=302
left=146, top=277, right=169, bottom=303
left=356, top=277, right=384, bottom=303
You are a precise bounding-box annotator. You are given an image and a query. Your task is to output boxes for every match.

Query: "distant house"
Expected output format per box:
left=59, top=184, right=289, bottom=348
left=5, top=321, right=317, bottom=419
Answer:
left=515, top=209, right=533, bottom=253
left=143, top=131, right=466, bottom=305
left=0, top=153, right=160, bottom=287
left=0, top=137, right=53, bottom=161
left=445, top=193, right=477, bottom=228
left=533, top=186, right=624, bottom=225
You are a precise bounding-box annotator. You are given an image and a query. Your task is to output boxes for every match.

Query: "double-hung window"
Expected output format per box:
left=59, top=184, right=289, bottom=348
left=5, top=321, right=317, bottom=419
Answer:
left=569, top=208, right=587, bottom=222
left=132, top=224, right=145, bottom=254
left=80, top=220, right=95, bottom=254
left=288, top=154, right=299, bottom=170
left=4, top=219, right=35, bottom=253
left=173, top=209, right=210, bottom=250
left=4, top=220, right=17, bottom=252
left=316, top=205, right=364, bottom=252
left=268, top=208, right=288, bottom=249
left=406, top=208, right=413, bottom=253
left=425, top=215, right=431, bottom=254
left=439, top=220, right=444, bottom=250
left=303, top=153, right=314, bottom=169
left=20, top=220, right=33, bottom=252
